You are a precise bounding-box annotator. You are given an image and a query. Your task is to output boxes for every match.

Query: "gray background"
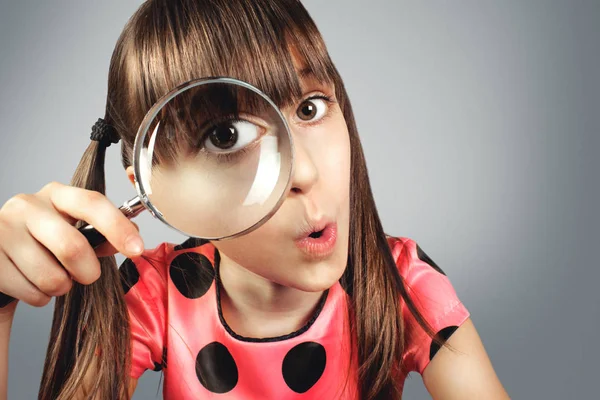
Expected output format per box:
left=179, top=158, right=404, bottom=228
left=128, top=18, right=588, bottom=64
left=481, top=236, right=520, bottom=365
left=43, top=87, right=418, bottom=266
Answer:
left=1, top=1, right=598, bottom=398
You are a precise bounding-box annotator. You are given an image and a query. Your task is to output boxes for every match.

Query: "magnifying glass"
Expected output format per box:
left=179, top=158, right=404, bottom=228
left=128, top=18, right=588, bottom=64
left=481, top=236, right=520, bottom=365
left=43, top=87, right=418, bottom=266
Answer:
left=79, top=77, right=295, bottom=247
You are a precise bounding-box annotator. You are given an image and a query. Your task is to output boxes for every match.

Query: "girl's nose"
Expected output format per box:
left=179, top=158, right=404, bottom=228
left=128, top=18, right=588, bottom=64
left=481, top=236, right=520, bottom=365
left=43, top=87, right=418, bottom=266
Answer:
left=288, top=138, right=318, bottom=195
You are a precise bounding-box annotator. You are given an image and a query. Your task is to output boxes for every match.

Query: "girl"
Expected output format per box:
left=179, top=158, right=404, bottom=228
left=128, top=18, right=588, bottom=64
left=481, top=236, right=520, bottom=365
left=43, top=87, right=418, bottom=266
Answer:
left=0, top=0, right=509, bottom=399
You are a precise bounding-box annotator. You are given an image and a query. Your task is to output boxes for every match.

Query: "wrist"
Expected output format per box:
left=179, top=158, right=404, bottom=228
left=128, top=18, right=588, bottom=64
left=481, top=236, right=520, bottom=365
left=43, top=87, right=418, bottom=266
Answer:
left=0, top=298, right=17, bottom=325
left=0, top=302, right=14, bottom=400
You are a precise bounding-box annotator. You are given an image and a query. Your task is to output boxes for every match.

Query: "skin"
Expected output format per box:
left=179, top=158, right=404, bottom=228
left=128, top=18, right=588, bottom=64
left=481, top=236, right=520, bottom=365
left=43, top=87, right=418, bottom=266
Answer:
left=423, top=318, right=511, bottom=399
left=126, top=60, right=351, bottom=338
left=117, top=57, right=510, bottom=400
left=0, top=59, right=511, bottom=398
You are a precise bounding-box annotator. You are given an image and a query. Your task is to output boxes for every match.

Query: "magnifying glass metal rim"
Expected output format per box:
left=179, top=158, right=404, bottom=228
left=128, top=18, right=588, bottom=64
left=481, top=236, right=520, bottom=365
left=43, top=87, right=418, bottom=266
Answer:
left=131, top=76, right=296, bottom=241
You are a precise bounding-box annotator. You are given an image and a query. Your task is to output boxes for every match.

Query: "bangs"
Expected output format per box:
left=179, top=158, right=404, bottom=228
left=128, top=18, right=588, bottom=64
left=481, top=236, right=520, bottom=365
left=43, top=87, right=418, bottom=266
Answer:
left=128, top=0, right=338, bottom=115
left=149, top=81, right=287, bottom=164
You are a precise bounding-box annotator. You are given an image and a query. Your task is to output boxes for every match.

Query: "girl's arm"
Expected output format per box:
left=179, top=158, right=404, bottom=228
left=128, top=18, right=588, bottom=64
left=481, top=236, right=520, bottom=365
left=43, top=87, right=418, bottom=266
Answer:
left=422, top=317, right=510, bottom=399
left=0, top=302, right=18, bottom=400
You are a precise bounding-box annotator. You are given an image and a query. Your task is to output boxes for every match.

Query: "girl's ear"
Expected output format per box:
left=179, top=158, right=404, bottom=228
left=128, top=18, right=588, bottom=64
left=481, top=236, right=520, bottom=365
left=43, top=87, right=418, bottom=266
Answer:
left=126, top=165, right=135, bottom=186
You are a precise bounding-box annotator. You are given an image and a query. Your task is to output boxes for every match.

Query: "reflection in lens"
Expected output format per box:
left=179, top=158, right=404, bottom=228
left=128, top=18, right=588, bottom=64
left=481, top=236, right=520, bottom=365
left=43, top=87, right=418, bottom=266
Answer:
left=134, top=78, right=293, bottom=240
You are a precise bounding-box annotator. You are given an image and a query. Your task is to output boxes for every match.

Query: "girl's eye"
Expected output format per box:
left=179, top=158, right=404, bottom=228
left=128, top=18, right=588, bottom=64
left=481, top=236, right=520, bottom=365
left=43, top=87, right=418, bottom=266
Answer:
left=296, top=96, right=330, bottom=123
left=203, top=119, right=260, bottom=153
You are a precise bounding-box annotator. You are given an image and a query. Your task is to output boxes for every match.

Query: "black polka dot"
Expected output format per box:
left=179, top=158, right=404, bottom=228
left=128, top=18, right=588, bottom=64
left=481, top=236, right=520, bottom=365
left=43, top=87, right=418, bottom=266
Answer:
left=119, top=258, right=139, bottom=295
left=0, top=293, right=16, bottom=308
left=152, top=347, right=168, bottom=371
left=195, top=342, right=238, bottom=393
left=174, top=237, right=209, bottom=251
left=282, top=342, right=326, bottom=393
left=429, top=325, right=459, bottom=360
left=416, top=244, right=446, bottom=275
left=169, top=252, right=215, bottom=299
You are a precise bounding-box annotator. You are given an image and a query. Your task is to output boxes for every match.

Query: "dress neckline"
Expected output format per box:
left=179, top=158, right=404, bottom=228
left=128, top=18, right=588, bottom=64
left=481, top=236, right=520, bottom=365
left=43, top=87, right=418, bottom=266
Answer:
left=212, top=245, right=330, bottom=343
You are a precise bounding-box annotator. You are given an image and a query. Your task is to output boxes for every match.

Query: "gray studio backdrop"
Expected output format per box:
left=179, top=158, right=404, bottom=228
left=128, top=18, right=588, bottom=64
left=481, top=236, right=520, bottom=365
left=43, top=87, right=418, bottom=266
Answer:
left=1, top=1, right=598, bottom=399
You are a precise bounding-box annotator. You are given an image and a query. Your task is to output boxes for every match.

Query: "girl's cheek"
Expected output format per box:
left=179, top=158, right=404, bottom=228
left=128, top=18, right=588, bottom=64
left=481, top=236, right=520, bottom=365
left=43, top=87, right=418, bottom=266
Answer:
left=314, top=119, right=351, bottom=186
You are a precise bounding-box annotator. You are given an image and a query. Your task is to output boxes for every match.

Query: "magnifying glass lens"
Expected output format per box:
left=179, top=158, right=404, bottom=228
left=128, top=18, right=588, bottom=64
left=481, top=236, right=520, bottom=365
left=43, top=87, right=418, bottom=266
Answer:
left=135, top=80, right=293, bottom=239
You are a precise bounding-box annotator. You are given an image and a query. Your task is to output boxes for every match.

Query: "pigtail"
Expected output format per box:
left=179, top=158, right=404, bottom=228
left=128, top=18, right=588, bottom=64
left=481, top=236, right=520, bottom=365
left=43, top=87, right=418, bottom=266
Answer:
left=336, top=75, right=456, bottom=400
left=38, top=136, right=132, bottom=400
left=29, top=2, right=459, bottom=399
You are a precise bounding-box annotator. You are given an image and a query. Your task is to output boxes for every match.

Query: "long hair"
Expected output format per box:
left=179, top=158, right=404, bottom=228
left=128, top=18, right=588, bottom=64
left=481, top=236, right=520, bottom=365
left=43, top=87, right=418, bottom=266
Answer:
left=39, top=1, right=453, bottom=399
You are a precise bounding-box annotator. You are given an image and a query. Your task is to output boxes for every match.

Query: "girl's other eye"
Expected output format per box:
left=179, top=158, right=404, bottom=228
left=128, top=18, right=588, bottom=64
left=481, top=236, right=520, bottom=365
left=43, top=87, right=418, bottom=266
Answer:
left=296, top=95, right=333, bottom=123
left=203, top=119, right=261, bottom=153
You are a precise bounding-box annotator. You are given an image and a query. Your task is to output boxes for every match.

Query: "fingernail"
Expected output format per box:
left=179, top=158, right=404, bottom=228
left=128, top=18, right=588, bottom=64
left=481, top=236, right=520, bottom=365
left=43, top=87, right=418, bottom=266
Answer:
left=125, top=235, right=144, bottom=254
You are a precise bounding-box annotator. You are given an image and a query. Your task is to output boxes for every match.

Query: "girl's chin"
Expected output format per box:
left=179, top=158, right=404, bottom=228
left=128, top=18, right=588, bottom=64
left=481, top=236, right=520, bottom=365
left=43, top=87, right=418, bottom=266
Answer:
left=288, top=281, right=336, bottom=293
left=282, top=267, right=347, bottom=293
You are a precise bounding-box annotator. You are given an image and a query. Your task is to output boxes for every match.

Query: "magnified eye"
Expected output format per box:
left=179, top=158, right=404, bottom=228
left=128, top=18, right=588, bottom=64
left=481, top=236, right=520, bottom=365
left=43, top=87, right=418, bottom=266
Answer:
left=296, top=97, right=328, bottom=122
left=203, top=119, right=260, bottom=153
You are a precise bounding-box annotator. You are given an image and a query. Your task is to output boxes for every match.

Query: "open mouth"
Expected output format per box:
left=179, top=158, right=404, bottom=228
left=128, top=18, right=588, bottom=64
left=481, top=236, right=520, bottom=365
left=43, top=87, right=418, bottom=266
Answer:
left=294, top=222, right=338, bottom=258
left=308, top=229, right=325, bottom=239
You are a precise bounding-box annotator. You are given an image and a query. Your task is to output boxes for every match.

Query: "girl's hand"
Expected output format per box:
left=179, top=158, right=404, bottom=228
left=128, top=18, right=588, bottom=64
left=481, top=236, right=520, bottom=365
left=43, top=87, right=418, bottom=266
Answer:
left=0, top=181, right=144, bottom=310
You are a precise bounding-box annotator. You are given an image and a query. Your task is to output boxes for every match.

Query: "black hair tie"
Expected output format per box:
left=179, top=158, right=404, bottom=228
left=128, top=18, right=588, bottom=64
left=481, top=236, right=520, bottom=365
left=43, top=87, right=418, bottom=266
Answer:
left=90, top=118, right=120, bottom=147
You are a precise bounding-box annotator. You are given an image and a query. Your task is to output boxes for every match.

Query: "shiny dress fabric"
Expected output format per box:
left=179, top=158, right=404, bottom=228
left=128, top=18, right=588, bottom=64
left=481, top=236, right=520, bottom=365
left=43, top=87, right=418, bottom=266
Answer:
left=121, top=236, right=470, bottom=399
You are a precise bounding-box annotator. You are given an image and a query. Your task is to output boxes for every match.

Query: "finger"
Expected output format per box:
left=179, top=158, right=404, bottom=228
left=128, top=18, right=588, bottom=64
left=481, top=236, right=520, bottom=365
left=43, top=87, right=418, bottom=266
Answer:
left=94, top=241, right=118, bottom=258
left=43, top=183, right=144, bottom=257
left=10, top=198, right=103, bottom=285
left=35, top=182, right=78, bottom=225
left=0, top=250, right=52, bottom=308
left=94, top=221, right=140, bottom=258
left=1, top=223, right=74, bottom=297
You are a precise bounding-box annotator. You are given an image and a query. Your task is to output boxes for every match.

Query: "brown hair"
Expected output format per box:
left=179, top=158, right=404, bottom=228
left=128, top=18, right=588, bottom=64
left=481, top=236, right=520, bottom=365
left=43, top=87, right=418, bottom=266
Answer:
left=39, top=1, right=455, bottom=399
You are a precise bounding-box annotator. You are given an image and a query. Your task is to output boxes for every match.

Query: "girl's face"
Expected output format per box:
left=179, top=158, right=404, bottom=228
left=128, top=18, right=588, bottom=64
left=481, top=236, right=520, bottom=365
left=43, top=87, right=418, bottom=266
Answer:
left=211, top=62, right=351, bottom=293
left=127, top=58, right=351, bottom=293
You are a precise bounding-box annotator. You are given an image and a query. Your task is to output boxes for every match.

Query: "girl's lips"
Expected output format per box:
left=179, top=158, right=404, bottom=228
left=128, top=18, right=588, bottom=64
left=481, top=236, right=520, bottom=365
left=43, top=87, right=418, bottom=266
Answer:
left=294, top=222, right=337, bottom=259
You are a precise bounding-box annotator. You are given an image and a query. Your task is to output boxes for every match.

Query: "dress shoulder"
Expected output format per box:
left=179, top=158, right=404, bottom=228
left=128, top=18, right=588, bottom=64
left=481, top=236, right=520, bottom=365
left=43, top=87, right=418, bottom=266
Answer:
left=387, top=236, right=471, bottom=375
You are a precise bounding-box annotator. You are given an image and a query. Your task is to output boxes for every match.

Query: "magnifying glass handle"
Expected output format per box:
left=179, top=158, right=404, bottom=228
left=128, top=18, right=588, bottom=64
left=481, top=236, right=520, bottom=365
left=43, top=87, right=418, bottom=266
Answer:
left=78, top=196, right=146, bottom=249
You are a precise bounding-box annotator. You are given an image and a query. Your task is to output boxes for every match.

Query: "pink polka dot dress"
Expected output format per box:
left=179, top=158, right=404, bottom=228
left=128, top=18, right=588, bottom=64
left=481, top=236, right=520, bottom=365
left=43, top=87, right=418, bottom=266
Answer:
left=120, top=236, right=470, bottom=399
